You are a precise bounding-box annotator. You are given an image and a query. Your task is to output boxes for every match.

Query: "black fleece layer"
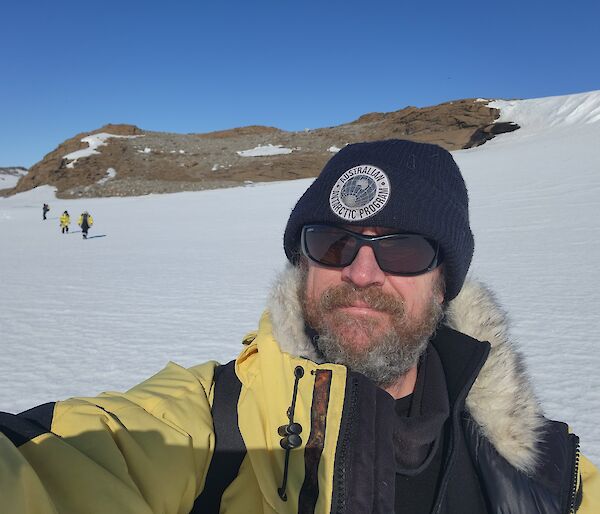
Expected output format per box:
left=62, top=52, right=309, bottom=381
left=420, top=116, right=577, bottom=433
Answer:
left=331, top=326, right=491, bottom=514
left=394, top=347, right=449, bottom=474
left=393, top=345, right=449, bottom=514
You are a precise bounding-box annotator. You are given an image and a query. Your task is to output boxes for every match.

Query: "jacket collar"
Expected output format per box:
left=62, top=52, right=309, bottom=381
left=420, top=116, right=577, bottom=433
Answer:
left=265, top=264, right=544, bottom=474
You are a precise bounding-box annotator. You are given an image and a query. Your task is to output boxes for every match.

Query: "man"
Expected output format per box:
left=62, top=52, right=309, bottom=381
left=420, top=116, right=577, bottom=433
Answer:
left=60, top=210, right=70, bottom=234
left=78, top=210, right=94, bottom=239
left=1, top=140, right=598, bottom=513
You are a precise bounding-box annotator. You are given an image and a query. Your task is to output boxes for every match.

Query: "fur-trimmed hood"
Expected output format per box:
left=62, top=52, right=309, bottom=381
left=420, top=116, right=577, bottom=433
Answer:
left=267, top=264, right=545, bottom=474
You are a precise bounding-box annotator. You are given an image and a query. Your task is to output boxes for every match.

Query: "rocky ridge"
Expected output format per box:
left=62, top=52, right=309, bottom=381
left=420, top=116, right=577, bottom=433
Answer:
left=3, top=98, right=518, bottom=198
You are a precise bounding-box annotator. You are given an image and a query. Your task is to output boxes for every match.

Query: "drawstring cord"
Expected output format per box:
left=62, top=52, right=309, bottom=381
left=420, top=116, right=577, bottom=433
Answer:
left=277, top=366, right=304, bottom=501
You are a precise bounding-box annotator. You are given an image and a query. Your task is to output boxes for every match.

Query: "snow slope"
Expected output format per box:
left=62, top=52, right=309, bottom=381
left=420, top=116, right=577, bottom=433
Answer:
left=1, top=91, right=599, bottom=463
left=0, top=168, right=27, bottom=189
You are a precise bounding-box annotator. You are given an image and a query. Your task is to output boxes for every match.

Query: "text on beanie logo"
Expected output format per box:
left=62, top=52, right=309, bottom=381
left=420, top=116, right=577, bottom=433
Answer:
left=329, top=165, right=390, bottom=221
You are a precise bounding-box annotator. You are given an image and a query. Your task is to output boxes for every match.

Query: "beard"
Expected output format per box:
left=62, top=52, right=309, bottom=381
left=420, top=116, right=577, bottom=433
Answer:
left=301, top=277, right=444, bottom=388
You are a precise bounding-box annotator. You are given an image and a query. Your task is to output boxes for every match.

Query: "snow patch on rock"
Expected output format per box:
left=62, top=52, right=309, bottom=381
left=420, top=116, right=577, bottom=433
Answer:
left=97, top=168, right=117, bottom=185
left=237, top=144, right=295, bottom=157
left=64, top=133, right=141, bottom=167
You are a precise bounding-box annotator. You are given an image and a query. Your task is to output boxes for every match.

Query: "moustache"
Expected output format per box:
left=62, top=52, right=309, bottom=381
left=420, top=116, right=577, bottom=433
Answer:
left=319, top=283, right=405, bottom=317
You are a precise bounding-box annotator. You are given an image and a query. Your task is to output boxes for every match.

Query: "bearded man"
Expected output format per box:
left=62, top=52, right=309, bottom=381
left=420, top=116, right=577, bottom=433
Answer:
left=1, top=140, right=598, bottom=513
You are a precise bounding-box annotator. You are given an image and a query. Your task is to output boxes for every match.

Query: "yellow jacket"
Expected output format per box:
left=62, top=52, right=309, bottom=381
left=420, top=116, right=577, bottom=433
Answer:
left=59, top=213, right=70, bottom=227
left=0, top=313, right=344, bottom=513
left=1, top=309, right=599, bottom=513
left=77, top=213, right=93, bottom=227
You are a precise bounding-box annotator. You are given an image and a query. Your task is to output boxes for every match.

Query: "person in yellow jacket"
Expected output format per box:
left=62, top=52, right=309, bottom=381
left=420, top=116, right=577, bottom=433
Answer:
left=77, top=210, right=93, bottom=239
left=1, top=140, right=598, bottom=513
left=59, top=210, right=70, bottom=234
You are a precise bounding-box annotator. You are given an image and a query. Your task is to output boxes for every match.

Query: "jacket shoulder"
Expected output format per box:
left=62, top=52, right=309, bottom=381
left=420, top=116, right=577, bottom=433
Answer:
left=464, top=416, right=596, bottom=513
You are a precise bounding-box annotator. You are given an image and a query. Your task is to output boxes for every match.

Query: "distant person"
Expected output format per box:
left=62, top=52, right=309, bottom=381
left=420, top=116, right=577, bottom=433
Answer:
left=1, top=140, right=598, bottom=512
left=78, top=211, right=93, bottom=239
left=42, top=203, right=49, bottom=220
left=59, top=211, right=70, bottom=234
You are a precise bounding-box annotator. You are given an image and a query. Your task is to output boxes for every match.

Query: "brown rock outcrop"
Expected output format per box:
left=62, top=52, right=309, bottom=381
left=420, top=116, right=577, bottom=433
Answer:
left=5, top=98, right=515, bottom=198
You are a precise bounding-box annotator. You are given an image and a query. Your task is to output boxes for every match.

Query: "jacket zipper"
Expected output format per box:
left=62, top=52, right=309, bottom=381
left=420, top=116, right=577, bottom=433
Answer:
left=567, top=434, right=581, bottom=514
left=430, top=410, right=459, bottom=514
left=333, top=376, right=359, bottom=514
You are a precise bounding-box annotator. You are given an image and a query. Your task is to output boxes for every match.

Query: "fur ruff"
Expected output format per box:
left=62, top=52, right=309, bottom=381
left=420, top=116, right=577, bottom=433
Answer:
left=267, top=264, right=544, bottom=474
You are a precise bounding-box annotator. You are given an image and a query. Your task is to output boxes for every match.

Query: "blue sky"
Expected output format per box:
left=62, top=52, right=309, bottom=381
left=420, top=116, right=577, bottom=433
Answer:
left=2, top=0, right=599, bottom=168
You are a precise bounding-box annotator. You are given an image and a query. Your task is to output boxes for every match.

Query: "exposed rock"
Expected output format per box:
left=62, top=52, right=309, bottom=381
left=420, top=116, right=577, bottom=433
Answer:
left=466, top=121, right=520, bottom=148
left=4, top=99, right=514, bottom=198
left=10, top=124, right=143, bottom=196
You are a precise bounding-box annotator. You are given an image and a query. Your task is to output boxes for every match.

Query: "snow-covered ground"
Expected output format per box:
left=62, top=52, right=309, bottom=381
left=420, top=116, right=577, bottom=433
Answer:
left=0, top=168, right=27, bottom=189
left=1, top=91, right=599, bottom=463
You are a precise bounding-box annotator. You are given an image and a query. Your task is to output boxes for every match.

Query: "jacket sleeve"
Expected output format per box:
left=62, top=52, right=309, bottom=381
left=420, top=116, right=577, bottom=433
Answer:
left=578, top=453, right=600, bottom=513
left=0, top=361, right=218, bottom=514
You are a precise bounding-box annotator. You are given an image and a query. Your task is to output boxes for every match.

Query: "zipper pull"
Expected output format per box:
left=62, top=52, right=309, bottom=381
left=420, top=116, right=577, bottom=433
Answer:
left=277, top=366, right=304, bottom=501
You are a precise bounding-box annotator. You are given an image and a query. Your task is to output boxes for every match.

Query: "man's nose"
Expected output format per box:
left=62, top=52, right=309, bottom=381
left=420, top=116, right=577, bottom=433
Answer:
left=341, top=245, right=385, bottom=288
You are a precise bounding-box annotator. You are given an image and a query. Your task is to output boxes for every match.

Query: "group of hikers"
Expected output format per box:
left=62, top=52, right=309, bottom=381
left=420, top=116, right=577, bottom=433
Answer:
left=43, top=204, right=94, bottom=239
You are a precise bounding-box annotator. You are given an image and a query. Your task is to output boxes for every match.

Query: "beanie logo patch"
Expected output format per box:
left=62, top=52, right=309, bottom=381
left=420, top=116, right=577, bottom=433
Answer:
left=329, top=165, right=390, bottom=221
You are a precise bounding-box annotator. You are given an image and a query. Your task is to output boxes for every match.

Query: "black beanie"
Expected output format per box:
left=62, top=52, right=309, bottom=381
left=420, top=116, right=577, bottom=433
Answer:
left=283, top=139, right=474, bottom=301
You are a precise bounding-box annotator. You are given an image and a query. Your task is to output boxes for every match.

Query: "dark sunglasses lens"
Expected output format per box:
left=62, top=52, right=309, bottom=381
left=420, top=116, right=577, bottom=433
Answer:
left=303, top=227, right=358, bottom=266
left=375, top=236, right=437, bottom=274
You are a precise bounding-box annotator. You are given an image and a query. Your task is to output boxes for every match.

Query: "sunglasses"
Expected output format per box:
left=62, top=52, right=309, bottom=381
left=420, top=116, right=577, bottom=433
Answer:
left=300, top=224, right=443, bottom=276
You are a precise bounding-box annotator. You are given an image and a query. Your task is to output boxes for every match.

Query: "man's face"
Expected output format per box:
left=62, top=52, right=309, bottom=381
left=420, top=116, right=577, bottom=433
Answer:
left=301, top=226, right=444, bottom=386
